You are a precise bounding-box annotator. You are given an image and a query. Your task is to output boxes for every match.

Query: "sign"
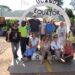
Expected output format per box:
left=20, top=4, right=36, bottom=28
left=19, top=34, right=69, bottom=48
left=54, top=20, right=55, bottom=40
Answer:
left=34, top=8, right=60, bottom=16
left=36, top=0, right=57, bottom=4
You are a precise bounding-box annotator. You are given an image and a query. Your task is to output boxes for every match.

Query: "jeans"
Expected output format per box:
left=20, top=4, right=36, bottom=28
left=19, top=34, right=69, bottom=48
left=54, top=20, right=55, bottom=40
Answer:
left=20, top=37, right=29, bottom=57
left=11, top=42, right=19, bottom=59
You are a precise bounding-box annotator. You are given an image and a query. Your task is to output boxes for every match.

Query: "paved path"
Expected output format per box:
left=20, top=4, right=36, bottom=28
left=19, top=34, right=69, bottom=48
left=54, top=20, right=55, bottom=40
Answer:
left=0, top=37, right=12, bottom=75
left=0, top=37, right=75, bottom=75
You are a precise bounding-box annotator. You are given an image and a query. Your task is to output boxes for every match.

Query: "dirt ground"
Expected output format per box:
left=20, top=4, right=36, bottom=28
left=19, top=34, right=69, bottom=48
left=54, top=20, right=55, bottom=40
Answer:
left=0, top=37, right=12, bottom=75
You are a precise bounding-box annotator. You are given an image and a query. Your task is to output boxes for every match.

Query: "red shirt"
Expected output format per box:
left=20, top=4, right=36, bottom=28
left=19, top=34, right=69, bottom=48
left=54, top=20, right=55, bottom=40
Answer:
left=64, top=45, right=73, bottom=55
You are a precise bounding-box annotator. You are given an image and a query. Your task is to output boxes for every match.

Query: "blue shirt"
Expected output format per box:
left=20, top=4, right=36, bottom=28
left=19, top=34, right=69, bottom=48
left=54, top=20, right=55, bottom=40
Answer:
left=45, top=23, right=55, bottom=33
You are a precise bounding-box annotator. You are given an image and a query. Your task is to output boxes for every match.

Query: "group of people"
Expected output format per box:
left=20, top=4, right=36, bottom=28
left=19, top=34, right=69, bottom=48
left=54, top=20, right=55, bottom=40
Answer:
left=6, top=13, right=74, bottom=64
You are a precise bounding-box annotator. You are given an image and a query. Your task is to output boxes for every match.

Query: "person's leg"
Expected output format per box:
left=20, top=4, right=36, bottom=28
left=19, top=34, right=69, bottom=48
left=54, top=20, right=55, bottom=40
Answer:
left=26, top=37, right=29, bottom=46
left=55, top=50, right=61, bottom=60
left=49, top=33, right=53, bottom=41
left=14, top=42, right=19, bottom=58
left=44, top=52, right=48, bottom=60
left=20, top=38, right=26, bottom=57
left=11, top=42, right=16, bottom=59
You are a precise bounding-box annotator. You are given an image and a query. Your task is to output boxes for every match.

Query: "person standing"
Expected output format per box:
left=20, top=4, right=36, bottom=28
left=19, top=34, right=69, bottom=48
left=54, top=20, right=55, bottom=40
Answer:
left=40, top=17, right=47, bottom=39
left=45, top=19, right=55, bottom=40
left=29, top=13, right=41, bottom=36
left=7, top=22, right=20, bottom=59
left=56, top=21, right=67, bottom=44
left=19, top=21, right=29, bottom=57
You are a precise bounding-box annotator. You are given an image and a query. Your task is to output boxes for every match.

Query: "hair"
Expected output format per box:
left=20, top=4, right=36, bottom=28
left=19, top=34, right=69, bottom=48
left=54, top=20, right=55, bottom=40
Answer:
left=53, top=34, right=58, bottom=39
left=21, top=21, right=26, bottom=26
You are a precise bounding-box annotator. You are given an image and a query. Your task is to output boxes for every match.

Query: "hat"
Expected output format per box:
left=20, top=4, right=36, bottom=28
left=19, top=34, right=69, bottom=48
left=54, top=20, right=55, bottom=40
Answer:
left=33, top=13, right=37, bottom=16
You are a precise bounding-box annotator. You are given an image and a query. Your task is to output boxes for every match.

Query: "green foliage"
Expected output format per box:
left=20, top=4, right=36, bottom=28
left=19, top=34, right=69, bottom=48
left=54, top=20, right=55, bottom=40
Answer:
left=65, top=8, right=75, bottom=24
left=2, top=26, right=8, bottom=30
left=65, top=8, right=75, bottom=18
left=6, top=19, right=18, bottom=25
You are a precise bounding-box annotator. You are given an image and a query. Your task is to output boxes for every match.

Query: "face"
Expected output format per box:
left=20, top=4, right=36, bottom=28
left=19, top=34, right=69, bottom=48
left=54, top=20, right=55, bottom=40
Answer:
left=43, top=18, right=46, bottom=23
left=32, top=33, right=35, bottom=38
left=66, top=40, right=70, bottom=46
left=13, top=23, right=18, bottom=28
left=54, top=37, right=58, bottom=42
left=60, top=22, right=64, bottom=27
left=33, top=16, right=36, bottom=19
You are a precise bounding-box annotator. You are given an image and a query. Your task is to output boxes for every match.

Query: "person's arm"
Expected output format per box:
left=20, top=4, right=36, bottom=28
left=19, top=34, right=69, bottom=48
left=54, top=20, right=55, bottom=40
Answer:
left=50, top=42, right=55, bottom=50
left=38, top=20, right=41, bottom=34
left=35, top=38, right=39, bottom=48
left=70, top=42, right=74, bottom=55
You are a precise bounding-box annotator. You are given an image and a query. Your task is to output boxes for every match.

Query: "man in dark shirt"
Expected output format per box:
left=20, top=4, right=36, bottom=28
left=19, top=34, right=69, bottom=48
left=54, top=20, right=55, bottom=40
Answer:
left=29, top=13, right=40, bottom=35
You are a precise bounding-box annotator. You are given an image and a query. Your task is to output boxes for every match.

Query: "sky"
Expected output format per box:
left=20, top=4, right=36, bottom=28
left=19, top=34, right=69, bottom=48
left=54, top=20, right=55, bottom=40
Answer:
left=0, top=0, right=75, bottom=14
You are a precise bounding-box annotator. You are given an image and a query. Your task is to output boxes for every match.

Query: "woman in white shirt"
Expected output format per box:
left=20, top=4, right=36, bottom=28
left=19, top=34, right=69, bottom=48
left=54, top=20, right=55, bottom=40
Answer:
left=50, top=34, right=62, bottom=60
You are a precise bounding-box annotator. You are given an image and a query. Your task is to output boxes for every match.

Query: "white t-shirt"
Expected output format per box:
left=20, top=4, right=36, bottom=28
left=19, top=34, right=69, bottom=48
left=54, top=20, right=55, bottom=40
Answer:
left=30, top=37, right=39, bottom=46
left=57, top=26, right=67, bottom=38
left=41, top=23, right=46, bottom=35
left=42, top=41, right=50, bottom=50
left=50, top=40, right=61, bottom=50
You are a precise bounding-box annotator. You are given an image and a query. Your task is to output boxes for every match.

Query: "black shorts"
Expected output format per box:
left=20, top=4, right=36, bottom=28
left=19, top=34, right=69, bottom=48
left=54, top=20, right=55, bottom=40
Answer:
left=50, top=47, right=55, bottom=55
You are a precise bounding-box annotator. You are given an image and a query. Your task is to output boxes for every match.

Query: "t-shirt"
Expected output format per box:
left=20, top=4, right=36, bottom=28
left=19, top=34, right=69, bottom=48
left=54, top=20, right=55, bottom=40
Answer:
left=42, top=41, right=50, bottom=51
left=45, top=23, right=55, bottom=34
left=30, top=37, right=38, bottom=47
left=57, top=26, right=67, bottom=38
left=64, top=45, right=73, bottom=55
left=29, top=19, right=40, bottom=32
left=51, top=40, right=61, bottom=50
left=9, top=28, right=20, bottom=42
left=26, top=25, right=31, bottom=32
left=19, top=26, right=28, bottom=37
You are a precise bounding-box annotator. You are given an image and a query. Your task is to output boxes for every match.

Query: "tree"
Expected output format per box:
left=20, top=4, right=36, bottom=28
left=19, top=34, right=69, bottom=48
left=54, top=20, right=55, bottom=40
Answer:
left=65, top=8, right=75, bottom=18
left=65, top=8, right=75, bottom=26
